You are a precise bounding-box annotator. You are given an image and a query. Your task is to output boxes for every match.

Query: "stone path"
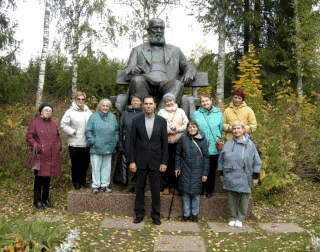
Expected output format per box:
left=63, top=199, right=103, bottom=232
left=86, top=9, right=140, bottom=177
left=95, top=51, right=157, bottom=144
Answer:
left=25, top=214, right=63, bottom=223
left=153, top=235, right=206, bottom=252
left=25, top=214, right=306, bottom=251
left=207, top=222, right=255, bottom=233
left=156, top=221, right=201, bottom=233
left=258, top=223, right=305, bottom=233
left=100, top=218, right=145, bottom=230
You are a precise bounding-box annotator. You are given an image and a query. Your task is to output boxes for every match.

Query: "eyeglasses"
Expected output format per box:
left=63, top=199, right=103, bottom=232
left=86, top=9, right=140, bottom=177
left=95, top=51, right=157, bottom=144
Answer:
left=76, top=98, right=85, bottom=101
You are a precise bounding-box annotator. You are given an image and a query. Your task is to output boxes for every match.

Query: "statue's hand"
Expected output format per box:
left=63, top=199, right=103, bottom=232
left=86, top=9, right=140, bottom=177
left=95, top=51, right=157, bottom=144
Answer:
left=181, top=72, right=194, bottom=85
left=132, top=66, right=146, bottom=75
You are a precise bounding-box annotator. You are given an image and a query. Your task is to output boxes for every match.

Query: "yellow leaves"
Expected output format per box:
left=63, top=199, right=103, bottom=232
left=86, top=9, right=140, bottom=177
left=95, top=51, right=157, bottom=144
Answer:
left=0, top=132, right=5, bottom=136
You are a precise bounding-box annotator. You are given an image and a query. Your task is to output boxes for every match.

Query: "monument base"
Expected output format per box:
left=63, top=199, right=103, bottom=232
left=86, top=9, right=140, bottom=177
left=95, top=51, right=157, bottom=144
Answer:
left=67, top=189, right=252, bottom=219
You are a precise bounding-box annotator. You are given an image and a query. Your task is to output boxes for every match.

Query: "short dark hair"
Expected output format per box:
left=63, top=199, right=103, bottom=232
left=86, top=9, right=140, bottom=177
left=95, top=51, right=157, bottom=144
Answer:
left=130, top=94, right=142, bottom=102
left=187, top=120, right=199, bottom=129
left=143, top=95, right=155, bottom=103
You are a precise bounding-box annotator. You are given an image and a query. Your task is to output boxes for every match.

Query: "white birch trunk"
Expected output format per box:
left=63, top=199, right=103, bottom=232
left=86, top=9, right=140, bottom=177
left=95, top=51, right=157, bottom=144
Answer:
left=217, top=0, right=226, bottom=105
left=36, top=0, right=51, bottom=108
left=143, top=0, right=150, bottom=43
left=294, top=0, right=303, bottom=102
left=71, top=0, right=80, bottom=95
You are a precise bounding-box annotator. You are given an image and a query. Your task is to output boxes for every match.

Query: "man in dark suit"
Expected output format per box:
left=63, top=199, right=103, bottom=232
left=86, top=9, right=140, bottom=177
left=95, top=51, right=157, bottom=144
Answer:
left=124, top=18, right=196, bottom=110
left=129, top=96, right=168, bottom=225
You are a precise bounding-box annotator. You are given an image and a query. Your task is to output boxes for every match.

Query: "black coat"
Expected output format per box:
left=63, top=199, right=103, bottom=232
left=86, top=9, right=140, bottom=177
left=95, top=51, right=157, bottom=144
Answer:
left=175, top=130, right=210, bottom=194
left=119, top=105, right=144, bottom=158
left=129, top=114, right=168, bottom=170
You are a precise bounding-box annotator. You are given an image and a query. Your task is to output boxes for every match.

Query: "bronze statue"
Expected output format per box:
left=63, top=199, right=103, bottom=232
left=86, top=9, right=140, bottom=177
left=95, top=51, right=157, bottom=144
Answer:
left=124, top=18, right=197, bottom=110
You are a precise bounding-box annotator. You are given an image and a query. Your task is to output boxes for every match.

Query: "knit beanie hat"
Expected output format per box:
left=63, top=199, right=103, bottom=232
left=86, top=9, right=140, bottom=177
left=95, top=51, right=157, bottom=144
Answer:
left=163, top=93, right=176, bottom=102
left=38, top=102, right=53, bottom=113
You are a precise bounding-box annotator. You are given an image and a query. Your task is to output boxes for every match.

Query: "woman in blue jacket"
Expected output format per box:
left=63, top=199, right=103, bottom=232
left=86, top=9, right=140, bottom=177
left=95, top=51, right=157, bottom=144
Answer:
left=218, top=121, right=261, bottom=228
left=175, top=120, right=210, bottom=222
left=191, top=94, right=223, bottom=197
left=85, top=99, right=119, bottom=194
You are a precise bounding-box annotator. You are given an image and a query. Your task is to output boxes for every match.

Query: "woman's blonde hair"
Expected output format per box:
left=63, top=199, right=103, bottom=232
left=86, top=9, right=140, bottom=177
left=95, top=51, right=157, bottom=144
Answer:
left=232, top=121, right=245, bottom=129
left=74, top=91, right=86, bottom=100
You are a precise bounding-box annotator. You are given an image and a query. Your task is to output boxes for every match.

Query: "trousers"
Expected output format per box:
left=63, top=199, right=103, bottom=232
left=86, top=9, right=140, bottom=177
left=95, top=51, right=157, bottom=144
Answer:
left=91, top=153, right=112, bottom=188
left=226, top=190, right=250, bottom=221
left=34, top=175, right=51, bottom=203
left=202, top=154, right=219, bottom=194
left=69, top=146, right=90, bottom=187
left=134, top=166, right=161, bottom=219
left=182, top=192, right=200, bottom=217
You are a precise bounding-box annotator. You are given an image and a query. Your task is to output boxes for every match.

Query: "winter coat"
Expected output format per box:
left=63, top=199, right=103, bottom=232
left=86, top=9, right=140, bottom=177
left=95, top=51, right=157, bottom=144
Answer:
left=223, top=101, right=257, bottom=141
left=26, top=114, right=62, bottom=177
left=217, top=133, right=262, bottom=193
left=191, top=105, right=223, bottom=155
left=119, top=105, right=144, bottom=158
left=85, top=110, right=119, bottom=155
left=60, top=101, right=92, bottom=147
left=175, top=130, right=210, bottom=194
left=158, top=104, right=189, bottom=144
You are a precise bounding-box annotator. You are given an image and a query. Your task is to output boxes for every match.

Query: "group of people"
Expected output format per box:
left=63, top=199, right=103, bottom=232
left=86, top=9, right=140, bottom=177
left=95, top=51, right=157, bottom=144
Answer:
left=26, top=89, right=261, bottom=228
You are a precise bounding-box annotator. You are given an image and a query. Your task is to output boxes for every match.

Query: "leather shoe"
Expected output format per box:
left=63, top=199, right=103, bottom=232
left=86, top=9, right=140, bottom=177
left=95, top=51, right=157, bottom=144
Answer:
left=153, top=218, right=161, bottom=225
left=81, top=183, right=91, bottom=188
left=192, top=215, right=198, bottom=222
left=181, top=216, right=190, bottom=222
left=34, top=202, right=45, bottom=210
left=133, top=217, right=143, bottom=223
left=42, top=199, right=53, bottom=208
left=207, top=193, right=213, bottom=198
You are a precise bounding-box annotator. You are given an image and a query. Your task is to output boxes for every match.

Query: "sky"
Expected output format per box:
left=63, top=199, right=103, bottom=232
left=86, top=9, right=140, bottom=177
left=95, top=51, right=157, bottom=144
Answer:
left=11, top=0, right=220, bottom=69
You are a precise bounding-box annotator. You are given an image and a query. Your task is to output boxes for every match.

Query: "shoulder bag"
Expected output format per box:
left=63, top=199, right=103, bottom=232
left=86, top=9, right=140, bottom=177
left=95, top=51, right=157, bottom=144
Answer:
left=24, top=142, right=41, bottom=170
left=202, top=114, right=225, bottom=151
left=249, top=127, right=262, bottom=156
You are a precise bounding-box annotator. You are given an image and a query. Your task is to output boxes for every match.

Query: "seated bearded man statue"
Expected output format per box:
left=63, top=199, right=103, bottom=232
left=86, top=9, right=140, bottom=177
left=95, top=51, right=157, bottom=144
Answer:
left=124, top=18, right=196, bottom=110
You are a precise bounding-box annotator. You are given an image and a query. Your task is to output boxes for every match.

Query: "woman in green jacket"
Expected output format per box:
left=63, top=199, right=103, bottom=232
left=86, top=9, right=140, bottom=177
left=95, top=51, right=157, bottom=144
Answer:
left=191, top=94, right=223, bottom=198
left=85, top=99, right=119, bottom=194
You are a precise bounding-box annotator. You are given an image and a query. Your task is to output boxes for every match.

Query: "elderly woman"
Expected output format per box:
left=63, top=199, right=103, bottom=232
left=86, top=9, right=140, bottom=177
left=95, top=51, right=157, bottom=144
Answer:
left=119, top=94, right=144, bottom=193
left=191, top=94, right=223, bottom=198
left=85, top=99, right=119, bottom=194
left=218, top=121, right=262, bottom=228
left=158, top=93, right=188, bottom=195
left=223, top=90, right=257, bottom=141
left=61, top=91, right=92, bottom=190
left=26, top=102, right=62, bottom=209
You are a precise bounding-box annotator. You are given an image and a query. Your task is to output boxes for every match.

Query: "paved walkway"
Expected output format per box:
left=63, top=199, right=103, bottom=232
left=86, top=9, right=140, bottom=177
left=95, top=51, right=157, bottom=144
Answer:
left=25, top=215, right=306, bottom=251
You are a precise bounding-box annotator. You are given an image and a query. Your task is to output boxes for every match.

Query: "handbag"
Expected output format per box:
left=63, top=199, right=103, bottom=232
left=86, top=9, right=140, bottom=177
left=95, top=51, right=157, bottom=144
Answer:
left=113, top=151, right=127, bottom=185
left=202, top=114, right=225, bottom=151
left=24, top=142, right=40, bottom=170
left=249, top=127, right=262, bottom=156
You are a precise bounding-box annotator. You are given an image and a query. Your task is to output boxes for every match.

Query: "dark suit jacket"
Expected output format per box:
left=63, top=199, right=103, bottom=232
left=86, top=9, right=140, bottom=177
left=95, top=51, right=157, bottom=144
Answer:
left=129, top=113, right=168, bottom=170
left=124, top=42, right=196, bottom=80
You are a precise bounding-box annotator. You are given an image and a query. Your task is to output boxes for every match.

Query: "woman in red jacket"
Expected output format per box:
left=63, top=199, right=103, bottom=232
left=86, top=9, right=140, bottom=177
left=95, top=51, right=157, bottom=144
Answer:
left=26, top=102, right=62, bottom=209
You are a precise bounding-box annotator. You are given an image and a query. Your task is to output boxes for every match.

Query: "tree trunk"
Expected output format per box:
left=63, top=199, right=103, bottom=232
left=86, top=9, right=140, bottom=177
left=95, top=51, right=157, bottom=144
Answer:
left=36, top=0, right=50, bottom=108
left=253, top=0, right=261, bottom=48
left=72, top=0, right=80, bottom=95
left=244, top=0, right=250, bottom=54
left=217, top=0, right=226, bottom=105
left=143, top=0, right=150, bottom=43
left=294, top=0, right=303, bottom=101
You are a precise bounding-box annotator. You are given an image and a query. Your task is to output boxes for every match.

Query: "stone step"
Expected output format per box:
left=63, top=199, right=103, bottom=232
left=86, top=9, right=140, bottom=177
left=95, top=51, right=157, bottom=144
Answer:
left=67, top=189, right=253, bottom=219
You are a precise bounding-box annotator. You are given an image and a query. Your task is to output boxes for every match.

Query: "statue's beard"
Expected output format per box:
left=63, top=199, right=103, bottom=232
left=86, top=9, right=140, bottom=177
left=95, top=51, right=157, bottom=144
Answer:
left=149, top=34, right=165, bottom=46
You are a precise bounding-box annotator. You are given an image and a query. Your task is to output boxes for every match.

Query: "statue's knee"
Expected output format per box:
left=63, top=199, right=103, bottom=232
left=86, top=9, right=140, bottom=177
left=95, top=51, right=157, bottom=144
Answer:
left=131, top=76, right=146, bottom=87
left=174, top=80, right=184, bottom=90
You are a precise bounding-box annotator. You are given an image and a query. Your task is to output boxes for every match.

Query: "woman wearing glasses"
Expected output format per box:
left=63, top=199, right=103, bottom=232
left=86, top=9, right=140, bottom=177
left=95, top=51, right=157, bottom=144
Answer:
left=223, top=90, right=257, bottom=141
left=61, top=91, right=93, bottom=190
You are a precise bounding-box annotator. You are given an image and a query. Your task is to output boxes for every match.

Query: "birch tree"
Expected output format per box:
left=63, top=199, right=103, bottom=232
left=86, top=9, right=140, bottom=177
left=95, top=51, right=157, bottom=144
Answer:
left=293, top=0, right=302, bottom=102
left=36, top=0, right=51, bottom=108
left=216, top=0, right=226, bottom=105
left=55, top=0, right=115, bottom=95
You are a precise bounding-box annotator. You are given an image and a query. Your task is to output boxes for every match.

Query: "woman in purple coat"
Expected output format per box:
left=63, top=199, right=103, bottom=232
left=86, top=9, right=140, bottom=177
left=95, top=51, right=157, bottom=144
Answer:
left=26, top=102, right=62, bottom=209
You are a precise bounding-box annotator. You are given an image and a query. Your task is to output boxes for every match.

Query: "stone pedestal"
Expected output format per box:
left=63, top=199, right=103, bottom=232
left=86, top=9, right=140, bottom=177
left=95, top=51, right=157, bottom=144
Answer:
left=67, top=153, right=253, bottom=219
